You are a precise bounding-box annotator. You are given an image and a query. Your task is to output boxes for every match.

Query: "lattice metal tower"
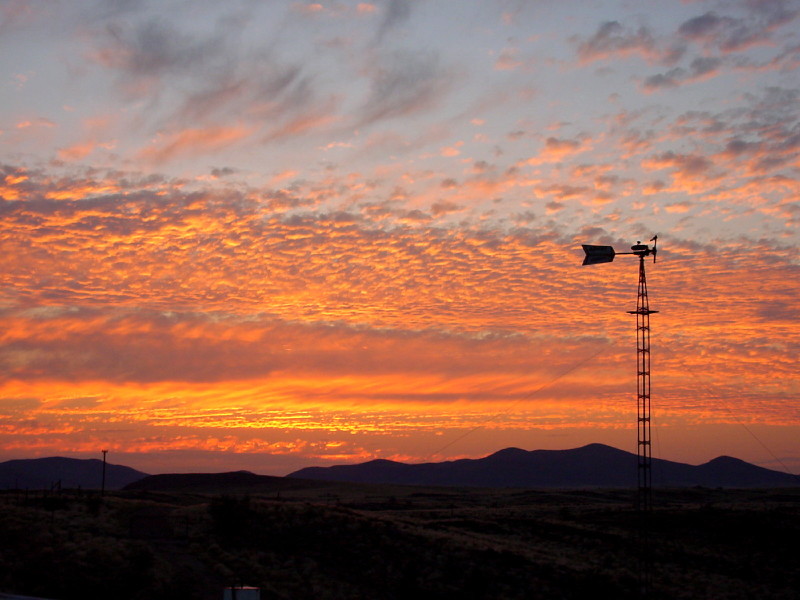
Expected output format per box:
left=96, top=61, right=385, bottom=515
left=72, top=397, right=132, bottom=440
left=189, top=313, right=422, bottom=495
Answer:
left=582, top=236, right=658, bottom=511
left=583, top=237, right=659, bottom=598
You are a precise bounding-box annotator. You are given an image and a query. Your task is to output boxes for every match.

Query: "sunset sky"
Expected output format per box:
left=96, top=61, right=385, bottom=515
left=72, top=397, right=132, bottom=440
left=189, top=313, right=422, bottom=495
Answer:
left=1, top=0, right=798, bottom=476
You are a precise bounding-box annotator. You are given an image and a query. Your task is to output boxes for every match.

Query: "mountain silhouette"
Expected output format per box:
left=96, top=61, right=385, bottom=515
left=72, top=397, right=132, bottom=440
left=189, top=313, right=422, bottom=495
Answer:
left=288, top=444, right=800, bottom=488
left=0, top=457, right=148, bottom=490
left=5, top=445, right=797, bottom=492
left=124, top=470, right=328, bottom=493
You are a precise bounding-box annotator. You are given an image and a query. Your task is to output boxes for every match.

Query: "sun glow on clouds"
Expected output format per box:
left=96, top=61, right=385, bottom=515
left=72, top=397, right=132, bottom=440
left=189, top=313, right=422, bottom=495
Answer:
left=0, top=0, right=798, bottom=473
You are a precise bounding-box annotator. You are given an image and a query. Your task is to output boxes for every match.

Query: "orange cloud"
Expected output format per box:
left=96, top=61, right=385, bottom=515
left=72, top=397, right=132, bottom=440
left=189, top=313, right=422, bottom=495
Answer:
left=138, top=125, right=253, bottom=163
left=16, top=117, right=55, bottom=129
left=58, top=142, right=99, bottom=161
left=525, top=136, right=592, bottom=166
left=495, top=48, right=523, bottom=71
left=263, top=108, right=339, bottom=142
left=1, top=167, right=798, bottom=473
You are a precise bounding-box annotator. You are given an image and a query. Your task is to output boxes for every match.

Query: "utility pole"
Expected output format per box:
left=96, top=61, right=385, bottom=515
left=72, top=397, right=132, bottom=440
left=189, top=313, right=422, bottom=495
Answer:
left=101, top=449, right=108, bottom=497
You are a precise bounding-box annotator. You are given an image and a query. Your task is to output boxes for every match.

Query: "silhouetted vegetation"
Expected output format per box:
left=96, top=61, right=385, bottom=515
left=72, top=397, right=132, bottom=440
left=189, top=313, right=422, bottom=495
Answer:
left=1, top=486, right=798, bottom=599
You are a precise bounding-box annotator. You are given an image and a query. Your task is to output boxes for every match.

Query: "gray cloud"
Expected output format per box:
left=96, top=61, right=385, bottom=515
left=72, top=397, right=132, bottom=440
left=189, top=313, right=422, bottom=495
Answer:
left=83, top=7, right=334, bottom=148
left=678, top=3, right=798, bottom=53
left=431, top=200, right=463, bottom=217
left=99, top=18, right=224, bottom=83
left=678, top=12, right=723, bottom=39
left=210, top=167, right=236, bottom=178
left=642, top=56, right=724, bottom=91
left=375, top=0, right=414, bottom=43
left=578, top=21, right=654, bottom=60
left=650, top=151, right=715, bottom=176
left=757, top=299, right=800, bottom=323
left=575, top=20, right=684, bottom=65
left=358, top=50, right=454, bottom=126
left=0, top=397, right=43, bottom=415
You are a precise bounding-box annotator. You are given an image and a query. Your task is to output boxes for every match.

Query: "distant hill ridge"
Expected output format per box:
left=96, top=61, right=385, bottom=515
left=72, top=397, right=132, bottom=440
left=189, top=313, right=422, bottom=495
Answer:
left=288, top=443, right=800, bottom=489
left=124, top=470, right=328, bottom=493
left=4, top=445, right=798, bottom=492
left=0, top=457, right=147, bottom=490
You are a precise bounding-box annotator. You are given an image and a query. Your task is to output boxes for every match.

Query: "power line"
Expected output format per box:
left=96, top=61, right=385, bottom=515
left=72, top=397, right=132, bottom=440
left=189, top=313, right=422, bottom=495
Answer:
left=658, top=335, right=795, bottom=476
left=426, top=343, right=610, bottom=460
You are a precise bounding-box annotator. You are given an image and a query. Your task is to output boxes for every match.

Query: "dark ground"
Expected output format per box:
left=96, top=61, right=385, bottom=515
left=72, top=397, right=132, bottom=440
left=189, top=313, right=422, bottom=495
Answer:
left=1, top=484, right=798, bottom=600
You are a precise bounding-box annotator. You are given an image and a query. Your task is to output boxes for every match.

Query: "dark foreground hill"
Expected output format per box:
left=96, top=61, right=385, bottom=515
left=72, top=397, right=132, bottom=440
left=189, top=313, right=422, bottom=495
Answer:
left=289, top=443, right=800, bottom=488
left=124, top=470, right=329, bottom=494
left=0, top=457, right=147, bottom=491
left=1, top=485, right=799, bottom=600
